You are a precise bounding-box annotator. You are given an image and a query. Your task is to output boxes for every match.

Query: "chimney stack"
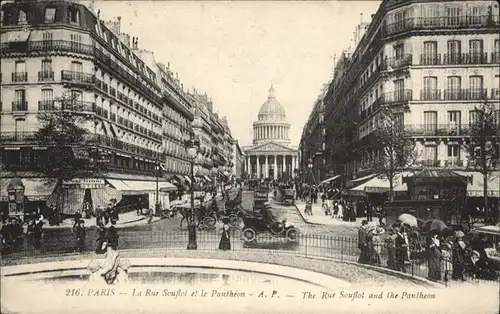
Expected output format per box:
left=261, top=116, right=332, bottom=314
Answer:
left=360, top=13, right=363, bottom=23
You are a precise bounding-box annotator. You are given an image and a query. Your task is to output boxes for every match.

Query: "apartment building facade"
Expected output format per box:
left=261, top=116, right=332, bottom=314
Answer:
left=319, top=0, right=499, bottom=195
left=0, top=0, right=232, bottom=215
left=299, top=84, right=328, bottom=183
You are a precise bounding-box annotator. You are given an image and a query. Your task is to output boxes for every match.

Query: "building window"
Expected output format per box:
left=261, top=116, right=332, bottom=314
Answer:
left=446, top=6, right=461, bottom=25
left=448, top=111, right=461, bottom=134
left=424, top=145, right=437, bottom=162
left=469, top=110, right=479, bottom=125
left=469, top=6, right=483, bottom=25
left=18, top=9, right=27, bottom=24
left=41, top=59, right=52, bottom=79
left=469, top=75, right=483, bottom=99
left=44, top=7, right=56, bottom=23
left=423, top=41, right=438, bottom=64
left=447, top=145, right=460, bottom=164
left=68, top=6, right=80, bottom=25
left=445, top=40, right=461, bottom=64
left=423, top=76, right=438, bottom=100
left=15, top=60, right=26, bottom=73
left=41, top=89, right=54, bottom=110
left=394, top=43, right=404, bottom=60
left=15, top=119, right=26, bottom=137
left=424, top=111, right=437, bottom=132
left=71, top=61, right=83, bottom=73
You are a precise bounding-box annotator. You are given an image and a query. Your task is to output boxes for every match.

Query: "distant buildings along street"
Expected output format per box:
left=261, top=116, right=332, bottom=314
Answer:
left=0, top=0, right=241, bottom=219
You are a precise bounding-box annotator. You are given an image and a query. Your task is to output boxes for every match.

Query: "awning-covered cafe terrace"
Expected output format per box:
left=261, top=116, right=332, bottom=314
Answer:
left=0, top=173, right=177, bottom=218
left=347, top=170, right=500, bottom=205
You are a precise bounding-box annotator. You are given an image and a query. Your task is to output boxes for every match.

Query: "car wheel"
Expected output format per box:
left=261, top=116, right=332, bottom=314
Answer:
left=286, top=228, right=298, bottom=242
left=242, top=228, right=256, bottom=242
left=203, top=216, right=216, bottom=227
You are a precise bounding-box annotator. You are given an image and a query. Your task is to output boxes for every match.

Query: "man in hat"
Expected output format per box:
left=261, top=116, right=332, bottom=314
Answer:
left=106, top=220, right=119, bottom=250
left=358, top=220, right=370, bottom=264
left=73, top=220, right=86, bottom=253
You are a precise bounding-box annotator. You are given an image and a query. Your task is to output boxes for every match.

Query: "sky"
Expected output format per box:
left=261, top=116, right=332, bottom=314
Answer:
left=89, top=1, right=382, bottom=147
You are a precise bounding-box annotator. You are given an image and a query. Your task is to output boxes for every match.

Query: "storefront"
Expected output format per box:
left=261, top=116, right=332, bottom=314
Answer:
left=106, top=178, right=177, bottom=215
left=0, top=178, right=59, bottom=218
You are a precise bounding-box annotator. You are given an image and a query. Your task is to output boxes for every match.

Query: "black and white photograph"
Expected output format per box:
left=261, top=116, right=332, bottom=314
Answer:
left=0, top=0, right=499, bottom=313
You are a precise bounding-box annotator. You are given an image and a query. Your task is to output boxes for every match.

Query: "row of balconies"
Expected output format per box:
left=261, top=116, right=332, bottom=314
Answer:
left=383, top=15, right=499, bottom=37
left=418, top=52, right=499, bottom=66
left=419, top=88, right=499, bottom=101
left=7, top=100, right=163, bottom=142
left=95, top=77, right=161, bottom=124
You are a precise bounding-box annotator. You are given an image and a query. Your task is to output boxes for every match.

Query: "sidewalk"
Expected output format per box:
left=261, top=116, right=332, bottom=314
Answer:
left=43, top=211, right=161, bottom=230
left=295, top=200, right=379, bottom=227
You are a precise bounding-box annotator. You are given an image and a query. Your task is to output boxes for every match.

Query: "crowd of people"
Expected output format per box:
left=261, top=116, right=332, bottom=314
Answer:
left=357, top=220, right=499, bottom=282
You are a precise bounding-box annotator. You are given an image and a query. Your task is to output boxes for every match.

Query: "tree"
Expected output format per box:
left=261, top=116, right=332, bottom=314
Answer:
left=34, top=93, right=96, bottom=180
left=371, top=106, right=419, bottom=201
left=464, top=101, right=499, bottom=223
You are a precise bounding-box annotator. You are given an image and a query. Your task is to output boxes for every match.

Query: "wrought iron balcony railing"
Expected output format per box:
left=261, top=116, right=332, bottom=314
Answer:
left=0, top=131, right=36, bottom=142
left=61, top=101, right=96, bottom=113
left=61, top=70, right=95, bottom=85
left=443, top=52, right=489, bottom=65
left=381, top=90, right=413, bottom=104
left=11, top=72, right=27, bottom=82
left=38, top=100, right=55, bottom=111
left=386, top=54, right=412, bottom=69
left=492, top=52, right=500, bottom=64
left=419, top=54, right=442, bottom=66
left=38, top=71, right=54, bottom=82
left=443, top=88, right=488, bottom=101
left=383, top=15, right=499, bottom=37
left=404, top=124, right=469, bottom=137
left=12, top=101, right=28, bottom=111
left=420, top=89, right=442, bottom=101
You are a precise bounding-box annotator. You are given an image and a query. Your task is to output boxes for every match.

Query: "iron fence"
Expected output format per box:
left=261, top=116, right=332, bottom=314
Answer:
left=1, top=229, right=497, bottom=287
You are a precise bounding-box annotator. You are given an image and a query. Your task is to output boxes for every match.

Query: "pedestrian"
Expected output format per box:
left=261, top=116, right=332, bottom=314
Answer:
left=218, top=218, right=231, bottom=251
left=73, top=220, right=86, bottom=253
left=395, top=227, right=410, bottom=273
left=73, top=209, right=82, bottom=229
left=366, top=204, right=373, bottom=222
left=106, top=220, right=119, bottom=250
left=357, top=220, right=370, bottom=264
left=426, top=231, right=442, bottom=281
left=95, top=205, right=103, bottom=227
left=451, top=231, right=466, bottom=281
left=32, top=219, right=44, bottom=250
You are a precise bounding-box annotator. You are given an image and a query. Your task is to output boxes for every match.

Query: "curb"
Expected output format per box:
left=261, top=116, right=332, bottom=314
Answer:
left=294, top=202, right=323, bottom=226
left=43, top=216, right=152, bottom=231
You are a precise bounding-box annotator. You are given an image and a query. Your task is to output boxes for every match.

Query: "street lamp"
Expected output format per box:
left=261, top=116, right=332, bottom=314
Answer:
left=155, top=161, right=161, bottom=215
left=307, top=158, right=313, bottom=186
left=184, top=130, right=201, bottom=250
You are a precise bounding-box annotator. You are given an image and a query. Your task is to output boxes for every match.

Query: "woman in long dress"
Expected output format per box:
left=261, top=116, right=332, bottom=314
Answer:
left=426, top=232, right=442, bottom=281
left=218, top=219, right=231, bottom=251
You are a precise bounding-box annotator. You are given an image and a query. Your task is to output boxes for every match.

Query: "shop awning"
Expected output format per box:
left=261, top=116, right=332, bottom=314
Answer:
left=184, top=176, right=192, bottom=184
left=173, top=175, right=185, bottom=184
left=4, top=30, right=32, bottom=43
left=106, top=179, right=177, bottom=195
left=346, top=173, right=377, bottom=188
left=204, top=175, right=212, bottom=182
left=350, top=172, right=412, bottom=195
left=60, top=188, right=86, bottom=215
left=455, top=171, right=500, bottom=197
left=0, top=178, right=58, bottom=201
left=319, top=174, right=341, bottom=186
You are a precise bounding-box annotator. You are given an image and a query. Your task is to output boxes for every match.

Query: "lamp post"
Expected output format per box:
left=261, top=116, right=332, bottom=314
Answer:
left=155, top=161, right=160, bottom=214
left=307, top=158, right=313, bottom=186
left=184, top=130, right=201, bottom=250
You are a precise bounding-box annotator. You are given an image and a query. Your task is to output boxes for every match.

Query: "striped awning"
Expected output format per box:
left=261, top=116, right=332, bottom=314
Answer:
left=319, top=174, right=341, bottom=186
left=0, top=178, right=58, bottom=202
left=106, top=179, right=177, bottom=195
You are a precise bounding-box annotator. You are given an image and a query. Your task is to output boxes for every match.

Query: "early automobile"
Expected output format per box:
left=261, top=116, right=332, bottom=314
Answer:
left=240, top=206, right=299, bottom=243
